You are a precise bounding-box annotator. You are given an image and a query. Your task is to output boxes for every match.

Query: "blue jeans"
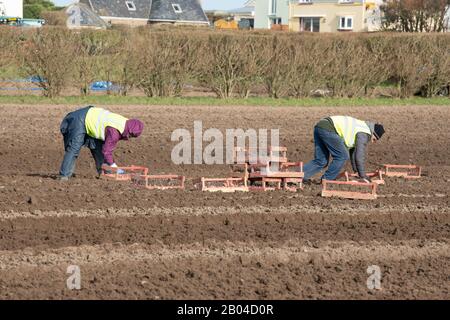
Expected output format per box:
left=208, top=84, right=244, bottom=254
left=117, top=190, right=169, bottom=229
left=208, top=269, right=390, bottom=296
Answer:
left=59, top=106, right=104, bottom=177
left=303, top=126, right=349, bottom=181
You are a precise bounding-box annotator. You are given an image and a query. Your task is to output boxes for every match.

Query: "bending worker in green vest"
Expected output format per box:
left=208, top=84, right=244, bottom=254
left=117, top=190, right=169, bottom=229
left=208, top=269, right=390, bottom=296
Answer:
left=303, top=116, right=385, bottom=184
left=58, top=106, right=144, bottom=181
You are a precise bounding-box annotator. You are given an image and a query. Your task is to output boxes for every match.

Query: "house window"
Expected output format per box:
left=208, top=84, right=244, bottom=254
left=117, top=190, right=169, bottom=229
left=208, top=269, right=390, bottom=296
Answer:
left=125, top=1, right=136, bottom=11
left=172, top=4, right=183, bottom=13
left=271, top=0, right=277, bottom=15
left=271, top=18, right=282, bottom=25
left=300, top=17, right=320, bottom=32
left=339, top=16, right=353, bottom=30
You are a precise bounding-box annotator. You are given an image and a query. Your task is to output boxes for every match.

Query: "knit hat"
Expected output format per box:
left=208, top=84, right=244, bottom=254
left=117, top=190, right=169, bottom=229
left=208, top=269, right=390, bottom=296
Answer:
left=122, top=119, right=144, bottom=140
left=373, top=123, right=385, bottom=140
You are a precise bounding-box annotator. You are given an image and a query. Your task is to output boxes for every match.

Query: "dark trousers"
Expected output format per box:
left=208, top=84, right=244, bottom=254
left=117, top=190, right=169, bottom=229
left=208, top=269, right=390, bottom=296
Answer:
left=59, top=106, right=104, bottom=177
left=303, top=126, right=349, bottom=181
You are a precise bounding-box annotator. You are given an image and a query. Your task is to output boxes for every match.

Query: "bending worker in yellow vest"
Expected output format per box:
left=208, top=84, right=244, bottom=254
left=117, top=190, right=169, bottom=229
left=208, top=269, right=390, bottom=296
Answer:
left=58, top=106, right=144, bottom=181
left=303, top=116, right=385, bottom=184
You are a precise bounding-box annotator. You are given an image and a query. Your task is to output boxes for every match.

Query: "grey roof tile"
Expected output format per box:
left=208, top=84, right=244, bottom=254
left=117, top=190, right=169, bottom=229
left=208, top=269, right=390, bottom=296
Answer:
left=80, top=0, right=209, bottom=24
left=80, top=0, right=152, bottom=19
left=149, top=0, right=209, bottom=23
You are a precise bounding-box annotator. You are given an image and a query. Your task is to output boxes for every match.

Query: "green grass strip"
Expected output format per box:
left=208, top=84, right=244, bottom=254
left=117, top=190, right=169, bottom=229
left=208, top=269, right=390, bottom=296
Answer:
left=0, top=95, right=448, bottom=107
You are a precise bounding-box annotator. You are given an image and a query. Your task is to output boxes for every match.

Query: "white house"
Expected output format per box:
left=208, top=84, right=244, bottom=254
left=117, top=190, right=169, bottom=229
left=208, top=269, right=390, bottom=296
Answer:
left=227, top=0, right=255, bottom=27
left=0, top=0, right=23, bottom=18
left=255, top=0, right=290, bottom=30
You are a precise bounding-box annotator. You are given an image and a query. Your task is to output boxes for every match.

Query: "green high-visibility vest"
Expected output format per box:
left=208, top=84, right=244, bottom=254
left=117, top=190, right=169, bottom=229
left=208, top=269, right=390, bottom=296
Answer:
left=85, top=107, right=127, bottom=141
left=330, top=116, right=372, bottom=148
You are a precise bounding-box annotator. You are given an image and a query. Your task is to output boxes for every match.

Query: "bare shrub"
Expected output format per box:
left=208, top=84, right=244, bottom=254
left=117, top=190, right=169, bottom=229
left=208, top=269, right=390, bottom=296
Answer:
left=41, top=10, right=67, bottom=27
left=134, top=31, right=198, bottom=97
left=318, top=36, right=365, bottom=97
left=195, top=34, right=252, bottom=98
left=2, top=27, right=447, bottom=99
left=259, top=35, right=291, bottom=98
left=73, top=30, right=122, bottom=95
left=419, top=34, right=450, bottom=97
left=0, top=29, right=12, bottom=68
left=386, top=35, right=436, bottom=98
left=20, top=27, right=75, bottom=97
left=0, top=28, right=23, bottom=73
left=102, top=28, right=140, bottom=96
left=235, top=34, right=267, bottom=98
left=360, top=34, right=392, bottom=96
left=285, top=35, right=331, bottom=98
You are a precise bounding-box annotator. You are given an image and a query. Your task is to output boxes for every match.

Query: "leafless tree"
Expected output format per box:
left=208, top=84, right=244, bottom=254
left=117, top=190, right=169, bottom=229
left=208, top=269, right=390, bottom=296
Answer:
left=381, top=0, right=450, bottom=32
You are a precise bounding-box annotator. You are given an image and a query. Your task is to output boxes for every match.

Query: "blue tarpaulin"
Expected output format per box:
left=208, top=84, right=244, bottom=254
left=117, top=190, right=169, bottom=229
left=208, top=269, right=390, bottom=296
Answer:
left=90, top=81, right=121, bottom=92
left=0, top=78, right=121, bottom=92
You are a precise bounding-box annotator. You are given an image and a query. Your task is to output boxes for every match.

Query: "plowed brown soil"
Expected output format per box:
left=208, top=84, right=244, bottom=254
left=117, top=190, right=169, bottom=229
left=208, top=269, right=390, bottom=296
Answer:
left=0, top=104, right=448, bottom=299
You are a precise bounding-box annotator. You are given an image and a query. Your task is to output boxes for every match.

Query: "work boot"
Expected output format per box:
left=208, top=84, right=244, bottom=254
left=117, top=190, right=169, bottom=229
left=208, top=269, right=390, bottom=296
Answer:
left=304, top=179, right=321, bottom=186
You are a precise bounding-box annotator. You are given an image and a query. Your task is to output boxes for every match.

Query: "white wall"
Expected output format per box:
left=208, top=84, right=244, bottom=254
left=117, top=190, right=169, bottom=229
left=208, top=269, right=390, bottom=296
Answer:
left=0, top=0, right=23, bottom=18
left=255, top=0, right=270, bottom=29
left=255, top=0, right=289, bottom=29
left=445, top=5, right=450, bottom=31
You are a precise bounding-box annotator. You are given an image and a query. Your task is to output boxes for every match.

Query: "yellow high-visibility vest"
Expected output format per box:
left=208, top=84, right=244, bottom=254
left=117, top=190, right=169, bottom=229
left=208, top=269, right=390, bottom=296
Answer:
left=330, top=116, right=372, bottom=148
left=85, top=107, right=127, bottom=141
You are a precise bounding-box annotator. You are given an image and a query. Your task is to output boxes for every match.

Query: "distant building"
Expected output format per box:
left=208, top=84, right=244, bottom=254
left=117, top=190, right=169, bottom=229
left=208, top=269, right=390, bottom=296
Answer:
left=78, top=0, right=209, bottom=26
left=228, top=0, right=255, bottom=28
left=255, top=0, right=290, bottom=30
left=254, top=0, right=383, bottom=32
left=205, top=1, right=255, bottom=29
left=0, top=0, right=23, bottom=18
left=289, top=0, right=381, bottom=33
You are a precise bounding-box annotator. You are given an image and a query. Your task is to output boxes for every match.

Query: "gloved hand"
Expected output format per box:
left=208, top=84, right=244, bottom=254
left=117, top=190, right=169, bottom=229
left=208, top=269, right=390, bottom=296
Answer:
left=110, top=163, right=125, bottom=175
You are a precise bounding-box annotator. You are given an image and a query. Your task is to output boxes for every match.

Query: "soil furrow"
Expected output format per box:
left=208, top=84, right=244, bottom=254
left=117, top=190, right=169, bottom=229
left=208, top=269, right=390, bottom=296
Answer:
left=0, top=203, right=448, bottom=219
left=0, top=240, right=448, bottom=270
left=0, top=212, right=448, bottom=251
left=0, top=253, right=448, bottom=299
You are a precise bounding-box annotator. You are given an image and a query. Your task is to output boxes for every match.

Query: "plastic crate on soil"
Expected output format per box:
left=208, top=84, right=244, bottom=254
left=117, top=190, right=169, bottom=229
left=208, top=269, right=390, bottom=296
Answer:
left=132, top=174, right=185, bottom=190
left=321, top=180, right=378, bottom=200
left=383, top=164, right=421, bottom=179
left=101, top=165, right=149, bottom=181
